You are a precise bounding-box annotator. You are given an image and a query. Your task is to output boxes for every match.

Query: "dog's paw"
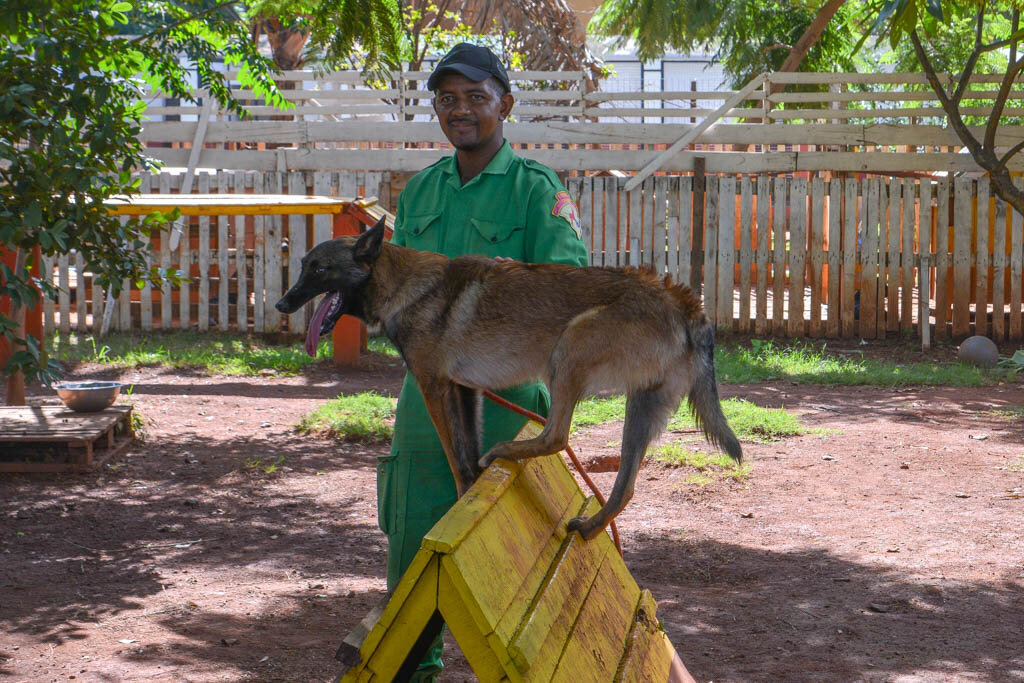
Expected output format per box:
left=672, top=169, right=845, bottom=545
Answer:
left=567, top=516, right=601, bottom=540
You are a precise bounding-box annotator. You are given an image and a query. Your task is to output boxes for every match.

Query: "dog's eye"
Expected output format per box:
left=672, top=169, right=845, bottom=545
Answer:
left=315, top=266, right=327, bottom=275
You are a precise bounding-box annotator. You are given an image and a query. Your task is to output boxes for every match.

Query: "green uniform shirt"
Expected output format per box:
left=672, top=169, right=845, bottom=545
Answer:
left=381, top=140, right=588, bottom=592
left=391, top=139, right=588, bottom=262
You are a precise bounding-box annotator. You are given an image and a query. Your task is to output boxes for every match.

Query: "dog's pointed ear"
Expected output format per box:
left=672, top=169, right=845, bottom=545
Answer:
left=353, top=217, right=386, bottom=264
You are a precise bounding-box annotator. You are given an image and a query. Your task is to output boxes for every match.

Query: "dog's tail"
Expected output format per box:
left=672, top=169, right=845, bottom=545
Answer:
left=687, top=315, right=742, bottom=462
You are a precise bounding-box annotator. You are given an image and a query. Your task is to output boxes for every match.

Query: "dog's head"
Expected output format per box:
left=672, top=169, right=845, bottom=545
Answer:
left=275, top=216, right=386, bottom=356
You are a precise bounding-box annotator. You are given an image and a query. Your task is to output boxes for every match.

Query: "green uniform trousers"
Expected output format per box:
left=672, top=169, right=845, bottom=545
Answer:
left=378, top=372, right=550, bottom=680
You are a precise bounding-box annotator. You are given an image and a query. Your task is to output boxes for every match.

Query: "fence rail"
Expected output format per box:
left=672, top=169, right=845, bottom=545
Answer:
left=41, top=170, right=1024, bottom=344
left=139, top=70, right=1024, bottom=173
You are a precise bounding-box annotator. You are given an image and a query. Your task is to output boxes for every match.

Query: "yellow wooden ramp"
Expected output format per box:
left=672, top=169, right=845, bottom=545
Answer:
left=336, top=422, right=695, bottom=682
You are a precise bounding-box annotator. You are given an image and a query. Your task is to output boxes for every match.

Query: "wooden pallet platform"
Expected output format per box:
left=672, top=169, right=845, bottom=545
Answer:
left=0, top=405, right=134, bottom=473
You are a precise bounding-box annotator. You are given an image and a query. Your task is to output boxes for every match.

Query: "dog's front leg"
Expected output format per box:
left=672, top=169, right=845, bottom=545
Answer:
left=419, top=379, right=483, bottom=496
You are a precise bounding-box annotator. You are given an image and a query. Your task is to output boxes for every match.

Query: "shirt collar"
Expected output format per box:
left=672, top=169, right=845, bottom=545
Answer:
left=443, top=140, right=513, bottom=188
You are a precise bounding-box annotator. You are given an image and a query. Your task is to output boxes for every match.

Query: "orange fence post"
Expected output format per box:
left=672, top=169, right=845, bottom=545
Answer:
left=331, top=209, right=368, bottom=366
left=1, top=246, right=43, bottom=404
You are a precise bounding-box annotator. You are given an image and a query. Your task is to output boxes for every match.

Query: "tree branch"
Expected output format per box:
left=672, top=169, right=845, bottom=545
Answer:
left=952, top=9, right=985, bottom=103
left=130, top=0, right=240, bottom=45
left=985, top=54, right=1024, bottom=153
left=996, top=139, right=1024, bottom=173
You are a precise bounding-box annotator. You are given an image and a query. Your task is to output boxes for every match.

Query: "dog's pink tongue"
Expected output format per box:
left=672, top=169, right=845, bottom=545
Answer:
left=305, top=293, right=338, bottom=357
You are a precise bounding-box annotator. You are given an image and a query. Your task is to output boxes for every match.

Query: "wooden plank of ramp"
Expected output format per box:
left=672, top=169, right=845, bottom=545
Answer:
left=336, top=421, right=693, bottom=683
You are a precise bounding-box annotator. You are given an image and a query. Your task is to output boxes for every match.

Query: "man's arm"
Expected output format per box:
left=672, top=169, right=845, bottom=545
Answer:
left=525, top=185, right=589, bottom=268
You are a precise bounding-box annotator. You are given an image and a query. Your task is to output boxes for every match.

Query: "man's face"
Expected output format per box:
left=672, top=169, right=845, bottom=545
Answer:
left=432, top=74, right=513, bottom=152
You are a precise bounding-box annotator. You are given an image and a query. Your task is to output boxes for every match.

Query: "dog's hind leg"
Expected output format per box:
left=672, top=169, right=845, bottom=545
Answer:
left=478, top=370, right=583, bottom=469
left=567, top=384, right=680, bottom=540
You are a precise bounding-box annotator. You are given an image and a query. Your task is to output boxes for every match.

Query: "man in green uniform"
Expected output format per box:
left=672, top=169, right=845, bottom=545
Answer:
left=379, top=42, right=588, bottom=679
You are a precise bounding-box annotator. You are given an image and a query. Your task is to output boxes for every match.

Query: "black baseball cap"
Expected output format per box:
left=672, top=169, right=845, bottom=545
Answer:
left=427, top=42, right=511, bottom=93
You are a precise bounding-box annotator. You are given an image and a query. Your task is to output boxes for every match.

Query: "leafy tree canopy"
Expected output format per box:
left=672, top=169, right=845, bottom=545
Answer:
left=590, top=0, right=860, bottom=88
left=0, top=0, right=402, bottom=385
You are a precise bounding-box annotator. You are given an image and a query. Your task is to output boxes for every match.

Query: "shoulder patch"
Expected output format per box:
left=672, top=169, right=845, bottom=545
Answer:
left=552, top=191, right=582, bottom=240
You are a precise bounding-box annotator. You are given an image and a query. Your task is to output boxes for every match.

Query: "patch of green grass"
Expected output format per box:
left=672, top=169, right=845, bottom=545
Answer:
left=570, top=394, right=809, bottom=444
left=298, top=391, right=397, bottom=442
left=983, top=407, right=1024, bottom=421
left=570, top=395, right=626, bottom=432
left=368, top=336, right=401, bottom=358
left=1009, top=457, right=1024, bottom=474
left=715, top=339, right=1020, bottom=387
left=669, top=398, right=810, bottom=443
left=649, top=443, right=751, bottom=485
left=50, top=331, right=330, bottom=376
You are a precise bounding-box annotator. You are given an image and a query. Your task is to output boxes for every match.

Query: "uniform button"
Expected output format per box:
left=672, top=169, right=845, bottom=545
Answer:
left=413, top=228, right=420, bottom=235
left=491, top=236, right=498, bottom=243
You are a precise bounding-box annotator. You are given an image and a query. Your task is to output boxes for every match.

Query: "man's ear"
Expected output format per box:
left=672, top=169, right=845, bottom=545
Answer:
left=499, top=91, right=514, bottom=120
left=353, top=217, right=386, bottom=264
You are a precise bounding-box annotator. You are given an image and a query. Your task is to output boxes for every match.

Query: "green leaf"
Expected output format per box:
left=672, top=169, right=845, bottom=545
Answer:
left=924, top=0, right=943, bottom=22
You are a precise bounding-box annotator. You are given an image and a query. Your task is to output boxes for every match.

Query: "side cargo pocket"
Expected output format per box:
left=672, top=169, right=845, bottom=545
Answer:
left=376, top=453, right=399, bottom=536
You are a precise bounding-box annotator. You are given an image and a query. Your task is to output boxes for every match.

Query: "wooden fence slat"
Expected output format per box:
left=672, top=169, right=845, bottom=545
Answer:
left=139, top=174, right=153, bottom=332
left=628, top=182, right=642, bottom=266
left=1011, top=179, right=1023, bottom=340
left=827, top=178, right=842, bottom=337
left=75, top=250, right=88, bottom=334
left=952, top=177, right=972, bottom=338
left=198, top=173, right=211, bottom=332
left=652, top=177, right=669, bottom=275
left=885, top=179, right=900, bottom=333
left=992, top=193, right=1007, bottom=341
left=738, top=175, right=753, bottom=333
left=809, top=176, right=824, bottom=337
left=678, top=176, right=692, bottom=286
left=755, top=175, right=770, bottom=335
left=772, top=177, right=786, bottom=335
left=607, top=178, right=621, bottom=267
left=666, top=177, right=681, bottom=283
left=313, top=172, right=333, bottom=246
left=159, top=172, right=173, bottom=330
left=789, top=177, right=807, bottom=337
left=217, top=172, right=231, bottom=331
left=234, top=171, right=249, bottom=332
left=704, top=176, right=720, bottom=327
left=88, top=250, right=101, bottom=333
left=253, top=172, right=266, bottom=333
left=935, top=178, right=951, bottom=340
left=58, top=252, right=70, bottom=336
left=178, top=187, right=192, bottom=331
left=288, top=171, right=308, bottom=334
left=41, top=253, right=55, bottom=337
left=716, top=175, right=736, bottom=328
left=919, top=179, right=933, bottom=347
left=860, top=178, right=879, bottom=339
left=264, top=172, right=283, bottom=332
left=841, top=177, right=857, bottom=337
left=901, top=178, right=915, bottom=333
left=975, top=178, right=990, bottom=337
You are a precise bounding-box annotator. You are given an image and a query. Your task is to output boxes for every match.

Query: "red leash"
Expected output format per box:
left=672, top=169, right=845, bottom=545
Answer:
left=482, top=389, right=623, bottom=556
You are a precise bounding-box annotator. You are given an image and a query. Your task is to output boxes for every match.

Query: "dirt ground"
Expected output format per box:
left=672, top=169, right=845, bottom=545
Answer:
left=1, top=342, right=1023, bottom=682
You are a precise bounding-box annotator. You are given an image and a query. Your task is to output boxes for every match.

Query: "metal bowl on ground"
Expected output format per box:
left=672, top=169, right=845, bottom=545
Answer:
left=54, top=381, right=123, bottom=412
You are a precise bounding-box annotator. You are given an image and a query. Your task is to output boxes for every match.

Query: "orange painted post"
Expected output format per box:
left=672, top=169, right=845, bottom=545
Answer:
left=1, top=246, right=43, bottom=405
left=331, top=211, right=367, bottom=366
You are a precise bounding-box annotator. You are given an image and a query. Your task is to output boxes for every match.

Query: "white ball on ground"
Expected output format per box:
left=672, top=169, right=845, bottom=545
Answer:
left=958, top=335, right=999, bottom=367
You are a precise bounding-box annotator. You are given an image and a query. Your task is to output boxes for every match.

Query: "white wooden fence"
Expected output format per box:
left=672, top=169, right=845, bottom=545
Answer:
left=139, top=70, right=1024, bottom=174
left=41, top=169, right=1024, bottom=343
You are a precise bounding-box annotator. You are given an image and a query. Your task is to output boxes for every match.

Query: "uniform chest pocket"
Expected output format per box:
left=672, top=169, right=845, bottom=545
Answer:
left=400, top=213, right=442, bottom=253
left=468, top=217, right=525, bottom=258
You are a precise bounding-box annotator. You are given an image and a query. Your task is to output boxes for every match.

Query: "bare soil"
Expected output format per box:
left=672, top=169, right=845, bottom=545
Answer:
left=2, top=345, right=1023, bottom=682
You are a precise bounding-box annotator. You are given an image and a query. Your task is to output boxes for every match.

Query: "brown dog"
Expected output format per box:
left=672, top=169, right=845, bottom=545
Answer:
left=276, top=217, right=741, bottom=540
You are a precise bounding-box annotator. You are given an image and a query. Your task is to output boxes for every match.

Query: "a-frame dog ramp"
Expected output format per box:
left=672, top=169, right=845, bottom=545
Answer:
left=335, top=422, right=696, bottom=683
